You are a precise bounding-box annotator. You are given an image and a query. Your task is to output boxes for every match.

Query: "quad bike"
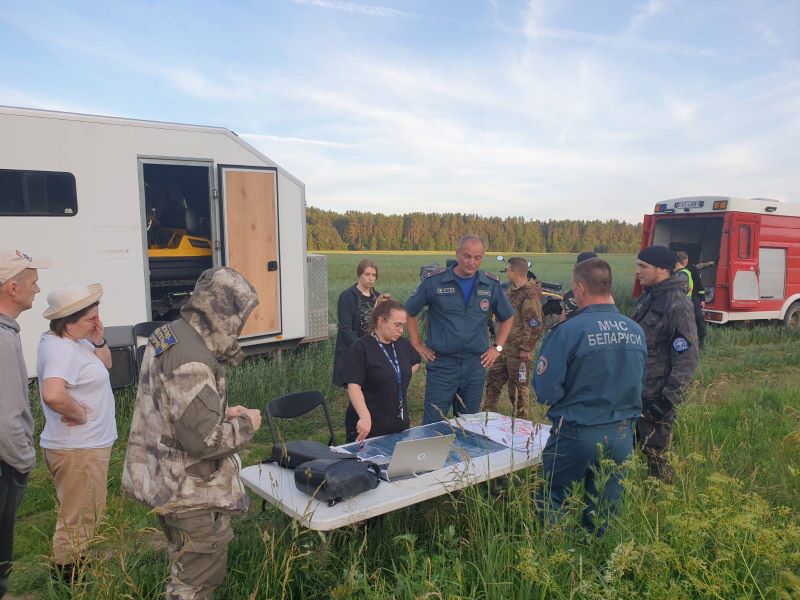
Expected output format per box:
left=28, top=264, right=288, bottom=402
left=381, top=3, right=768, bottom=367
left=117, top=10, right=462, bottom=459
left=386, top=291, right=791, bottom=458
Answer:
left=146, top=200, right=213, bottom=318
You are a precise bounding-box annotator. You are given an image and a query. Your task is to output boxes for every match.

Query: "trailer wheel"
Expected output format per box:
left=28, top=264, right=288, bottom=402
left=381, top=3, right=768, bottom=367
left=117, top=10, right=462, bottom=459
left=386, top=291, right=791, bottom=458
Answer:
left=784, top=302, right=800, bottom=329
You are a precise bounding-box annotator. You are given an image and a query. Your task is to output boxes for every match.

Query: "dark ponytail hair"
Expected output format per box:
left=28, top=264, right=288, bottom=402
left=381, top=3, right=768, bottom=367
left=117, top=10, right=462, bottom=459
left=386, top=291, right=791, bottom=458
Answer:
left=369, top=294, right=406, bottom=332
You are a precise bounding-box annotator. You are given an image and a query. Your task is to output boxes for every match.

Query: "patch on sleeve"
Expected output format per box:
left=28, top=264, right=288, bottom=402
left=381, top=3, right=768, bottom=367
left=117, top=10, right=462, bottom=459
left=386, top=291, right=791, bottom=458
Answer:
left=672, top=336, right=690, bottom=353
left=529, top=318, right=540, bottom=328
left=424, top=267, right=447, bottom=278
left=149, top=323, right=178, bottom=356
left=536, top=355, right=548, bottom=375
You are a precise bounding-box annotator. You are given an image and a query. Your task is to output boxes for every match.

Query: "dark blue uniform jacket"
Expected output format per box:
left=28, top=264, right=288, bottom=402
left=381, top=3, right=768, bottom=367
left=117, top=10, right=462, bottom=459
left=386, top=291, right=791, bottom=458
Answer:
left=406, top=266, right=514, bottom=356
left=533, top=304, right=647, bottom=427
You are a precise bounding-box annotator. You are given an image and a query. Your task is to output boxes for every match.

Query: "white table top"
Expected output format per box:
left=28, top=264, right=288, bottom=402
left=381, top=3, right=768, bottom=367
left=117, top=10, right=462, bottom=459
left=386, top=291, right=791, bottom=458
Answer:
left=240, top=416, right=551, bottom=530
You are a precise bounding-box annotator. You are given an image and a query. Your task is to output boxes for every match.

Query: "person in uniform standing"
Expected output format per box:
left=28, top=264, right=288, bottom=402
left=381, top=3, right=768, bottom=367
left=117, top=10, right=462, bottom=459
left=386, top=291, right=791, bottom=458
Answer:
left=0, top=250, right=50, bottom=599
left=674, top=250, right=707, bottom=349
left=533, top=258, right=646, bottom=533
left=122, top=267, right=263, bottom=600
left=634, top=245, right=699, bottom=483
left=406, top=235, right=514, bottom=424
left=482, top=257, right=543, bottom=419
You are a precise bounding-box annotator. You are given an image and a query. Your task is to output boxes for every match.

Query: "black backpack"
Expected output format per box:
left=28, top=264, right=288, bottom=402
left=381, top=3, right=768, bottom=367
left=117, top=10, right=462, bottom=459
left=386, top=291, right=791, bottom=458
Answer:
left=268, top=440, right=357, bottom=469
left=294, top=458, right=381, bottom=506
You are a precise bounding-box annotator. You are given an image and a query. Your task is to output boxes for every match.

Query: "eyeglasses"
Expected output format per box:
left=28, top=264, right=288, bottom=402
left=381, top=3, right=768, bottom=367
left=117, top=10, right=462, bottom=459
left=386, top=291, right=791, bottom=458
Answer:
left=390, top=322, right=406, bottom=330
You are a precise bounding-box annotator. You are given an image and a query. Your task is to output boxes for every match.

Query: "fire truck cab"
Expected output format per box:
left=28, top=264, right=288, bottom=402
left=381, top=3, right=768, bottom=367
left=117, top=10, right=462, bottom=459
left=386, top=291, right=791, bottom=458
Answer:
left=638, top=196, right=800, bottom=328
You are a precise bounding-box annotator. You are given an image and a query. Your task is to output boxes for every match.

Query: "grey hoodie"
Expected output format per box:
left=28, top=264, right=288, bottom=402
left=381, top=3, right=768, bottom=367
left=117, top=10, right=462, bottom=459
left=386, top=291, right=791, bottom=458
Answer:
left=0, top=313, right=35, bottom=473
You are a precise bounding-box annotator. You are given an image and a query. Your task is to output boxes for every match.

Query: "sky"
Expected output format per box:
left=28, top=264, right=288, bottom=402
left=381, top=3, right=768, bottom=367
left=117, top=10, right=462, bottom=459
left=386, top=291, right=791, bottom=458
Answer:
left=1, top=0, right=799, bottom=223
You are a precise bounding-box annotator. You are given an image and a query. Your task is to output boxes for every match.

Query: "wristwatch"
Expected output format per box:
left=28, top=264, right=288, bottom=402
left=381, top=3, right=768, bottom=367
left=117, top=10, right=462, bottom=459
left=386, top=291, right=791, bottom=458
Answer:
left=495, top=345, right=503, bottom=352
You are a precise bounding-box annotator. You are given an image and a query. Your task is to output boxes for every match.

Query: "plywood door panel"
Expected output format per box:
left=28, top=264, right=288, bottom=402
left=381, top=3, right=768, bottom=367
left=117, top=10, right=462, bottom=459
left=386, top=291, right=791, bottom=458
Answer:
left=222, top=168, right=281, bottom=337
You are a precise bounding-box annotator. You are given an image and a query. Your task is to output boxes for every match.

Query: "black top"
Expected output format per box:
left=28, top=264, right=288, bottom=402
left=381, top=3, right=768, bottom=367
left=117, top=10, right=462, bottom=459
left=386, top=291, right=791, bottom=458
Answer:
left=332, top=285, right=380, bottom=387
left=342, top=335, right=420, bottom=442
left=687, top=264, right=705, bottom=302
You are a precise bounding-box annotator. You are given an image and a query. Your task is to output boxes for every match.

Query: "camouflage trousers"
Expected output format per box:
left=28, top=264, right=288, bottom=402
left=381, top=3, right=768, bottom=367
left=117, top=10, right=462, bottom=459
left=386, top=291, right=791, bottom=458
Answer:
left=158, top=511, right=234, bottom=600
left=481, top=353, right=532, bottom=419
left=636, top=408, right=676, bottom=483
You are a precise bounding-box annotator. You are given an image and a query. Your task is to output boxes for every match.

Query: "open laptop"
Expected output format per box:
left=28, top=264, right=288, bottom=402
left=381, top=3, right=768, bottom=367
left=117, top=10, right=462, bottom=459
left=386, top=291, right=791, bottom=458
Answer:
left=370, top=434, right=456, bottom=481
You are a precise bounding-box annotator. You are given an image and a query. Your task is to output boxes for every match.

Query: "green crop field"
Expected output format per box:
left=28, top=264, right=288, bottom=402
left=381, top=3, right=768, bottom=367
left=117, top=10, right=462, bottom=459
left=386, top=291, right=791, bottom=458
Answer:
left=10, top=252, right=800, bottom=599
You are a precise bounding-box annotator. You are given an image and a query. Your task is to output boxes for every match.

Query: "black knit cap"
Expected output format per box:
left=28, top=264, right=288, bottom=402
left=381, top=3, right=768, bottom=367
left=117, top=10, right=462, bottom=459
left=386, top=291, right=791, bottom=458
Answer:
left=576, top=251, right=598, bottom=264
left=637, top=245, right=676, bottom=269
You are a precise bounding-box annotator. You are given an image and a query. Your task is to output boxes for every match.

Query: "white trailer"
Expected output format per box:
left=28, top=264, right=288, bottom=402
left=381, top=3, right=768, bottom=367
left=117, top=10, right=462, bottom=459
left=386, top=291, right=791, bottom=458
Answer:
left=0, top=106, right=317, bottom=377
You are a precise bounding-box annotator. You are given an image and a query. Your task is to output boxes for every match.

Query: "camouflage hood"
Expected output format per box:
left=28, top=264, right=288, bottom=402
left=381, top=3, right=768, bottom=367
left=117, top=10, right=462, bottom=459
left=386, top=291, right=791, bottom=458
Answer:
left=180, top=267, right=259, bottom=366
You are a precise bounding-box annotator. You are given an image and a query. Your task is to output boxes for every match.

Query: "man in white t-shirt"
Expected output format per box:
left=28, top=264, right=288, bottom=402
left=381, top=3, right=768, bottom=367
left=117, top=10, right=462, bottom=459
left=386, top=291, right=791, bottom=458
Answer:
left=0, top=249, right=51, bottom=598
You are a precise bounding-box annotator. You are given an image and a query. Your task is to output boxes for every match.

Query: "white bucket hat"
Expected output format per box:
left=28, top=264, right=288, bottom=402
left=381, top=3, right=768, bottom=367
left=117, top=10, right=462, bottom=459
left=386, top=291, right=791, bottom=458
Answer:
left=43, top=283, right=103, bottom=320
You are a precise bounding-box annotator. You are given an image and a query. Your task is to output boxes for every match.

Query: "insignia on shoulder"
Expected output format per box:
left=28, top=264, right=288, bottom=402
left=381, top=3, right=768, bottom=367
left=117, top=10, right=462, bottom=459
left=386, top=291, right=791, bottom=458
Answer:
left=424, top=267, right=447, bottom=278
left=529, top=318, right=540, bottom=327
left=149, top=323, right=178, bottom=356
left=485, top=271, right=500, bottom=282
left=536, top=355, right=548, bottom=375
left=672, top=337, right=689, bottom=353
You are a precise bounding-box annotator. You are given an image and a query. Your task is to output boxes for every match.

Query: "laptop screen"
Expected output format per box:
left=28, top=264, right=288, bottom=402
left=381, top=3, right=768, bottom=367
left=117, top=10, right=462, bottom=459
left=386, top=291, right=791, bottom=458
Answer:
left=341, top=421, right=508, bottom=466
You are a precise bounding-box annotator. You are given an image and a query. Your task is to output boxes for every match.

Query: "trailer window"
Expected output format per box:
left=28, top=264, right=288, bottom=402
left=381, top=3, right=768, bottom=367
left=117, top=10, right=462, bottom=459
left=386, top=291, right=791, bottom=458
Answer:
left=738, top=225, right=752, bottom=259
left=0, top=169, right=77, bottom=216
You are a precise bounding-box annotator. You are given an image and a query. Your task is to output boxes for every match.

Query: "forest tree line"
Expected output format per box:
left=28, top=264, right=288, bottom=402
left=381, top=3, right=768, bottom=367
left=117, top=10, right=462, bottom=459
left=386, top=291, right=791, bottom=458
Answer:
left=307, top=207, right=643, bottom=253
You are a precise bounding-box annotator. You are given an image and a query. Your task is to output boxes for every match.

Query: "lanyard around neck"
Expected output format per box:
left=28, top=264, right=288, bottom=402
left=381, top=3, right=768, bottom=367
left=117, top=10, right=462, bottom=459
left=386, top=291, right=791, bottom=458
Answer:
left=371, top=333, right=405, bottom=418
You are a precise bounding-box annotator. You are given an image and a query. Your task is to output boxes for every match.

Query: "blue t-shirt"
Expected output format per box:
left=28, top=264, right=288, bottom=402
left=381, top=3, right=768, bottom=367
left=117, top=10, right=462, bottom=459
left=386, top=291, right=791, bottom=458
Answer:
left=455, top=273, right=476, bottom=304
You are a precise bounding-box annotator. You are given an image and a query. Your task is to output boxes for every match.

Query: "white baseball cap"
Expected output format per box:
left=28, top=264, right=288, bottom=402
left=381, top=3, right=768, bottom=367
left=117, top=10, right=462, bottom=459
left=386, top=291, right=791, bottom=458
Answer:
left=0, top=249, right=52, bottom=284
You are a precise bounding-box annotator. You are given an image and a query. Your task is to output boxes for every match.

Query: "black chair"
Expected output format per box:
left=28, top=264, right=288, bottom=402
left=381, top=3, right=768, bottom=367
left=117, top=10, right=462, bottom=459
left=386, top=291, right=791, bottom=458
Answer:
left=133, top=321, right=168, bottom=372
left=104, top=326, right=137, bottom=389
left=266, top=391, right=336, bottom=447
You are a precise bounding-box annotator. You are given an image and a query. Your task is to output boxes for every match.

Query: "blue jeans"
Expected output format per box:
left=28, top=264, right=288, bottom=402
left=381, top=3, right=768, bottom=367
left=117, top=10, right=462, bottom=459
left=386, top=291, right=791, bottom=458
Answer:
left=422, top=354, right=485, bottom=424
left=538, top=420, right=634, bottom=534
left=0, top=461, right=29, bottom=598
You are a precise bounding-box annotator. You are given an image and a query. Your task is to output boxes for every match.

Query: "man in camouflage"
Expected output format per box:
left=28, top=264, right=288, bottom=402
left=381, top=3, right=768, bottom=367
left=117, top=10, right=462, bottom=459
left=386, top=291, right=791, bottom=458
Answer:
left=122, top=267, right=262, bottom=600
left=634, top=246, right=699, bottom=483
left=482, top=257, right=543, bottom=418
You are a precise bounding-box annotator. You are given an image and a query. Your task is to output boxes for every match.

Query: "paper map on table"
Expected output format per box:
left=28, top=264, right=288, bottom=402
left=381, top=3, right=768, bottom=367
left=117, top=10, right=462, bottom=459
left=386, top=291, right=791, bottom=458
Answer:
left=454, top=413, right=550, bottom=455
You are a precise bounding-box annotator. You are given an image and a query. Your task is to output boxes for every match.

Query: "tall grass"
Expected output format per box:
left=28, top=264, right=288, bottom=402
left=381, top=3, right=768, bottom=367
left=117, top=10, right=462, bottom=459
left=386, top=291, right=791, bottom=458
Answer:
left=9, top=253, right=800, bottom=599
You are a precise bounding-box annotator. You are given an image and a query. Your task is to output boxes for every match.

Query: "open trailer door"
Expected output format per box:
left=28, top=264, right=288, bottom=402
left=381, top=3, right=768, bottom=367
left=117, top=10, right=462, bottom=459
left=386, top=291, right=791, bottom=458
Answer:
left=728, top=213, right=760, bottom=309
left=219, top=166, right=281, bottom=338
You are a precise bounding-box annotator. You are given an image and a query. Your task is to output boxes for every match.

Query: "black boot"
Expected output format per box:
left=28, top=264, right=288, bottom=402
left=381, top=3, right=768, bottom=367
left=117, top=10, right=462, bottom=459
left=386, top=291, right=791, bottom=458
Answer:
left=51, top=562, right=77, bottom=587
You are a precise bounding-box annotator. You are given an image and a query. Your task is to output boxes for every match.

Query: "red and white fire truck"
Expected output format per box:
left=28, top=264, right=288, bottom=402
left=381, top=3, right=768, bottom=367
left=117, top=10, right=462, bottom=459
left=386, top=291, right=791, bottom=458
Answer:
left=637, top=196, right=800, bottom=328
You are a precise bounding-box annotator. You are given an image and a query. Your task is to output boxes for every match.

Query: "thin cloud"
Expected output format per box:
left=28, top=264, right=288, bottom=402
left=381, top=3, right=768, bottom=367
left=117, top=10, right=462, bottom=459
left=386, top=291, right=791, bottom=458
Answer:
left=286, top=0, right=409, bottom=18
left=626, top=0, right=668, bottom=34
left=525, top=26, right=715, bottom=57
left=242, top=133, right=352, bottom=149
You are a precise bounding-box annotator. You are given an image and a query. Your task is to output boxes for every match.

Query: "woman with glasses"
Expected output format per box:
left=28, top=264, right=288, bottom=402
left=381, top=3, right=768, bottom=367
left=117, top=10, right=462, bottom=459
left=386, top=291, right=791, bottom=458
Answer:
left=342, top=295, right=420, bottom=443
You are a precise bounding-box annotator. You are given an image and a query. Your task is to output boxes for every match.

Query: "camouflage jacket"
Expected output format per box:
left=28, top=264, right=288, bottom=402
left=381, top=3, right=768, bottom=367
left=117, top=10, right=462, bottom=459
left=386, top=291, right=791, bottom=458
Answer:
left=633, top=277, right=699, bottom=409
left=122, top=267, right=259, bottom=515
left=505, top=280, right=544, bottom=356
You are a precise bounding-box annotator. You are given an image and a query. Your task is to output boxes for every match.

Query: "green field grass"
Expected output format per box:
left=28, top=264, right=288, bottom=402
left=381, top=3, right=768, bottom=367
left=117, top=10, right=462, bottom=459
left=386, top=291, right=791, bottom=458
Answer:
left=9, top=253, right=800, bottom=599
